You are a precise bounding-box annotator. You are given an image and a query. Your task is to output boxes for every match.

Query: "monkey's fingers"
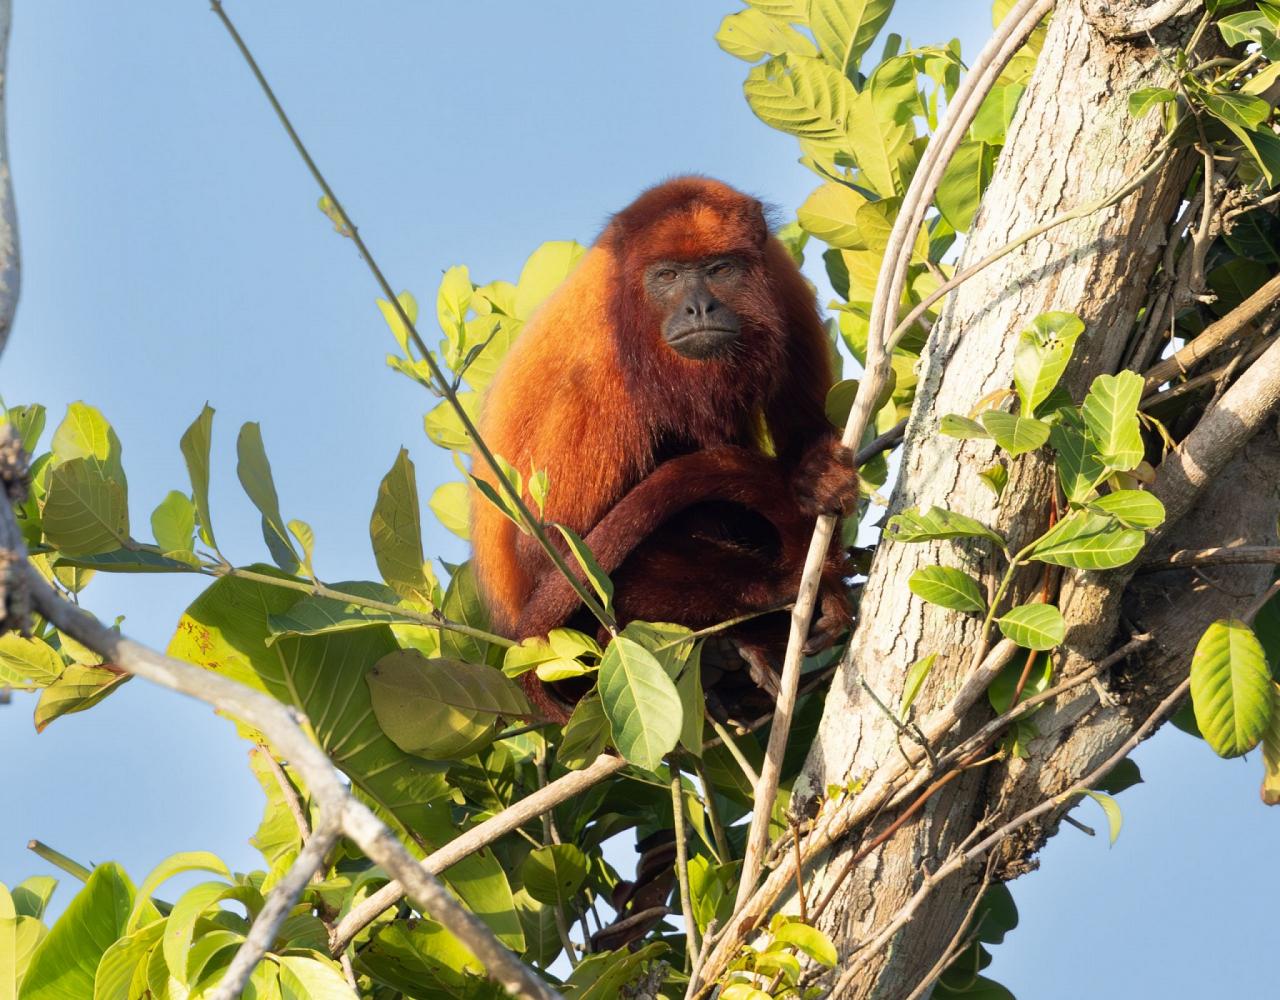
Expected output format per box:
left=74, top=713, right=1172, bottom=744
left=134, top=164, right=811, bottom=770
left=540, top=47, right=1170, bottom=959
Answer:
left=795, top=437, right=859, bottom=518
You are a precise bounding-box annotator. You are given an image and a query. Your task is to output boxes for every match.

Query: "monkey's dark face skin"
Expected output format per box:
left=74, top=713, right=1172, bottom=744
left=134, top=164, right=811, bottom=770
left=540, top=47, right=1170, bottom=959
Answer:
left=645, top=254, right=746, bottom=360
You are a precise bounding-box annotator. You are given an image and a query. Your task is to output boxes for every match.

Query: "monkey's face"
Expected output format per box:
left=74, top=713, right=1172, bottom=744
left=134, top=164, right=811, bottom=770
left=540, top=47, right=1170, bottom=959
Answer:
left=645, top=255, right=746, bottom=361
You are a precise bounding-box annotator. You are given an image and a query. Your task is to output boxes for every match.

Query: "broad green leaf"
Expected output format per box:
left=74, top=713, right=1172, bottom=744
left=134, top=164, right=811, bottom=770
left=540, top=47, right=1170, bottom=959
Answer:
left=978, top=462, right=1008, bottom=499
left=52, top=549, right=193, bottom=573
left=849, top=56, right=921, bottom=196
left=0, top=634, right=63, bottom=689
left=1222, top=120, right=1280, bottom=188
left=939, top=414, right=991, bottom=440
left=935, top=139, right=992, bottom=232
left=367, top=650, right=531, bottom=761
left=278, top=955, right=358, bottom=1000
left=179, top=405, right=217, bottom=549
left=1191, top=619, right=1273, bottom=758
left=1028, top=512, right=1145, bottom=570
left=1128, top=86, right=1175, bottom=118
left=514, top=241, right=586, bottom=320
left=1219, top=8, right=1278, bottom=47
left=1200, top=90, right=1271, bottom=129
left=1, top=914, right=43, bottom=997
left=716, top=7, right=817, bottom=61
left=1081, top=371, right=1144, bottom=470
left=998, top=604, right=1065, bottom=650
left=1049, top=419, right=1107, bottom=503
left=377, top=291, right=419, bottom=356
left=266, top=583, right=422, bottom=643
left=520, top=845, right=589, bottom=907
left=21, top=863, right=133, bottom=1000
left=769, top=919, right=838, bottom=967
left=355, top=920, right=490, bottom=998
left=885, top=506, right=1004, bottom=546
left=40, top=458, right=129, bottom=556
left=597, top=635, right=682, bottom=771
left=797, top=182, right=868, bottom=249
left=908, top=567, right=985, bottom=613
left=163, top=880, right=261, bottom=984
left=150, top=491, right=196, bottom=555
left=423, top=391, right=479, bottom=452
left=429, top=481, right=471, bottom=541
left=1095, top=758, right=1143, bottom=795
left=439, top=561, right=493, bottom=664
left=720, top=986, right=772, bottom=1000
left=288, top=519, right=315, bottom=578
left=92, top=919, right=164, bottom=1000
left=371, top=448, right=433, bottom=604
left=1012, top=312, right=1085, bottom=414
left=34, top=664, right=129, bottom=732
left=436, top=265, right=472, bottom=339
left=676, top=642, right=705, bottom=756
left=900, top=652, right=938, bottom=716
left=128, top=852, right=230, bottom=933
left=564, top=943, right=665, bottom=1000
left=236, top=422, right=300, bottom=573
left=809, top=0, right=895, bottom=77
left=1087, top=490, right=1165, bottom=529
left=744, top=55, right=857, bottom=162
left=553, top=524, right=614, bottom=614
left=980, top=410, right=1051, bottom=456
left=10, top=878, right=56, bottom=921
left=50, top=402, right=125, bottom=485
left=558, top=694, right=610, bottom=769
left=5, top=402, right=46, bottom=452
left=988, top=648, right=1053, bottom=714
left=1082, top=790, right=1123, bottom=846
left=169, top=573, right=453, bottom=836
left=970, top=82, right=1025, bottom=142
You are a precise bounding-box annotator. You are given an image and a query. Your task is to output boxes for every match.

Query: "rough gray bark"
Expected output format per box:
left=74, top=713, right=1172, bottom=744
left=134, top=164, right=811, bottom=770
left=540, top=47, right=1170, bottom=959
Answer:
left=796, top=4, right=1264, bottom=996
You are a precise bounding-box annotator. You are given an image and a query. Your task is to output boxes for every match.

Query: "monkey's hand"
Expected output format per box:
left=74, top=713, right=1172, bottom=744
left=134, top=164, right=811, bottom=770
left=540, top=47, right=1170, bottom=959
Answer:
left=804, top=585, right=853, bottom=655
left=793, top=435, right=859, bottom=518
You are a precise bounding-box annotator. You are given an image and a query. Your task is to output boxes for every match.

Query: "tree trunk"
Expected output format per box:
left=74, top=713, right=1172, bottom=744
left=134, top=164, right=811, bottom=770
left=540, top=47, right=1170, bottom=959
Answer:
left=797, top=4, right=1274, bottom=996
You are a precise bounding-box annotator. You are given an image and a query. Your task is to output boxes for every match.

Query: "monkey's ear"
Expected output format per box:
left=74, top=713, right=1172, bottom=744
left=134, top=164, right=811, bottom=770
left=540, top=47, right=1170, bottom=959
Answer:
left=747, top=199, right=769, bottom=245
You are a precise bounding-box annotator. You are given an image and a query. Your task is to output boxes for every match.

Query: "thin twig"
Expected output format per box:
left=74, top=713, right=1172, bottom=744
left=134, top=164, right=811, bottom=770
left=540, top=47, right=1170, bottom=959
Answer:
left=207, top=0, right=612, bottom=631
left=900, top=855, right=997, bottom=1000
left=706, top=713, right=760, bottom=787
left=1142, top=546, right=1280, bottom=571
left=683, top=918, right=719, bottom=1000
left=694, top=756, right=733, bottom=864
left=670, top=759, right=700, bottom=968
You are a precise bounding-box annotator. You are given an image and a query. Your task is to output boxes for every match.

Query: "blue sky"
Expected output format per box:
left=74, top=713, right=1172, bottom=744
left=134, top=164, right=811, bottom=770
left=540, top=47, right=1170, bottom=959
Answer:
left=0, top=2, right=1273, bottom=997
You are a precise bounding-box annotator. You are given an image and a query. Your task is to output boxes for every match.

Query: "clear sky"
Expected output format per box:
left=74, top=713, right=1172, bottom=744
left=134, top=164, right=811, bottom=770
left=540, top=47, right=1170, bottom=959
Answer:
left=0, top=2, right=1273, bottom=997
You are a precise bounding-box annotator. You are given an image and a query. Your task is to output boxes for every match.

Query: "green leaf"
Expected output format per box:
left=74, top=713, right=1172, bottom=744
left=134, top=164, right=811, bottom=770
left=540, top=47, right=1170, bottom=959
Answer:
left=597, top=635, right=683, bottom=771
left=1200, top=90, right=1271, bottom=129
left=1094, top=757, right=1143, bottom=795
left=169, top=573, right=453, bottom=836
left=367, top=650, right=531, bottom=761
left=179, top=405, right=217, bottom=549
left=676, top=642, right=705, bottom=757
left=1082, top=790, right=1124, bottom=846
left=266, top=583, right=421, bottom=643
left=278, top=955, right=358, bottom=1000
left=1049, top=419, right=1107, bottom=503
left=885, top=506, right=1005, bottom=546
left=908, top=567, right=985, bottom=613
left=1081, top=371, right=1144, bottom=470
left=429, top=481, right=471, bottom=541
left=744, top=55, right=857, bottom=162
left=150, top=491, right=196, bottom=555
left=0, top=634, right=63, bottom=689
left=1012, top=312, right=1085, bottom=414
left=40, top=459, right=129, bottom=556
left=21, top=863, right=133, bottom=1000
left=1191, top=619, right=1273, bottom=758
left=900, top=652, right=938, bottom=716
left=288, top=519, right=316, bottom=578
left=1028, top=512, right=1145, bottom=570
left=34, top=664, right=129, bottom=732
left=978, top=462, right=1009, bottom=499
left=970, top=82, right=1025, bottom=142
left=935, top=139, right=992, bottom=232
left=371, top=448, right=433, bottom=604
left=514, top=241, right=586, bottom=320
left=988, top=649, right=1053, bottom=713
left=716, top=7, right=817, bottom=61
left=809, top=0, right=894, bottom=77
left=1222, top=120, right=1280, bottom=188
left=377, top=291, right=419, bottom=356
left=553, top=524, right=614, bottom=615
left=1086, top=490, right=1165, bottom=529
left=51, top=402, right=126, bottom=485
left=435, top=265, right=472, bottom=338
left=5, top=402, right=46, bottom=452
left=439, top=561, right=493, bottom=664
left=1260, top=683, right=1280, bottom=805
left=52, top=549, right=194, bottom=573
left=520, top=845, right=589, bottom=907
left=769, top=919, right=838, bottom=967
left=980, top=410, right=1051, bottom=456
left=423, top=392, right=479, bottom=452
left=558, top=694, right=610, bottom=769
left=163, top=880, right=261, bottom=985
left=797, top=182, right=868, bottom=249
left=1128, top=86, right=1175, bottom=118
left=128, top=852, right=229, bottom=933
left=236, top=422, right=300, bottom=573
left=997, top=604, right=1065, bottom=650
left=939, top=414, right=991, bottom=440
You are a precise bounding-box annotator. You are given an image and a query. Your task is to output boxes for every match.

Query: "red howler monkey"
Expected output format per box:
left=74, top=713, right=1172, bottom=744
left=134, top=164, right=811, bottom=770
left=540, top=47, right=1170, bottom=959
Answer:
left=471, top=177, right=856, bottom=720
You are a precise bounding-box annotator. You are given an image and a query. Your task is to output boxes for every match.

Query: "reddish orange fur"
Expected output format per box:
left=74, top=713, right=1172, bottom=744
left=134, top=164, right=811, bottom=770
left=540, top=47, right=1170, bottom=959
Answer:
left=470, top=178, right=853, bottom=684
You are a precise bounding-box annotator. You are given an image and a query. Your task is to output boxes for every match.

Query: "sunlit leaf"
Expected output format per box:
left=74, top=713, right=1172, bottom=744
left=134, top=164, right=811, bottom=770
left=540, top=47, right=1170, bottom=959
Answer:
left=885, top=506, right=1004, bottom=546
left=1012, top=312, right=1085, bottom=415
left=40, top=459, right=129, bottom=556
left=1191, top=619, right=1273, bottom=758
left=0, top=634, right=63, bottom=690
left=150, top=491, right=196, bottom=556
left=34, top=664, right=129, bottom=732
left=521, top=845, right=589, bottom=907
left=797, top=181, right=868, bottom=248
left=809, top=0, right=894, bottom=77
left=179, top=404, right=217, bottom=549
left=997, top=603, right=1065, bottom=650
left=236, top=422, right=300, bottom=573
left=1082, top=790, right=1124, bottom=846
left=900, top=652, right=938, bottom=716
left=429, top=481, right=471, bottom=541
left=980, top=411, right=1051, bottom=456
left=1029, top=511, right=1145, bottom=570
left=1086, top=490, right=1165, bottom=530
left=1081, top=371, right=1144, bottom=470
left=716, top=7, right=817, bottom=61
left=908, top=567, right=985, bottom=613
left=371, top=448, right=433, bottom=604
left=597, top=636, right=682, bottom=771
left=514, top=241, right=586, bottom=320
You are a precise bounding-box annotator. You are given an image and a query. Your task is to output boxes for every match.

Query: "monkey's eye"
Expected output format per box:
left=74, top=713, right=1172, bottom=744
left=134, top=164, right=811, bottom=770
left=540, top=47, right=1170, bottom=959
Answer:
left=708, top=260, right=734, bottom=277
left=655, top=268, right=678, bottom=283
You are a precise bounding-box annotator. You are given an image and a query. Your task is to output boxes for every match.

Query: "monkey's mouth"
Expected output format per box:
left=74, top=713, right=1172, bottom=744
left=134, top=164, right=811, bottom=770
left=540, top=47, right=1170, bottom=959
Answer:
left=665, top=325, right=739, bottom=360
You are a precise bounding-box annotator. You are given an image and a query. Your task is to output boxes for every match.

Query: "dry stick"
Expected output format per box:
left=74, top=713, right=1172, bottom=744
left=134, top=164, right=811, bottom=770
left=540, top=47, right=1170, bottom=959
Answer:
left=1141, top=546, right=1280, bottom=571
left=330, top=751, right=626, bottom=952
left=900, top=856, right=997, bottom=1000
left=1142, top=271, right=1280, bottom=393
left=830, top=676, right=1192, bottom=994
left=17, top=556, right=560, bottom=1000
left=207, top=1, right=611, bottom=633
left=683, top=918, right=720, bottom=1000
left=733, top=0, right=1057, bottom=911
left=670, top=760, right=700, bottom=968
left=1141, top=337, right=1274, bottom=411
